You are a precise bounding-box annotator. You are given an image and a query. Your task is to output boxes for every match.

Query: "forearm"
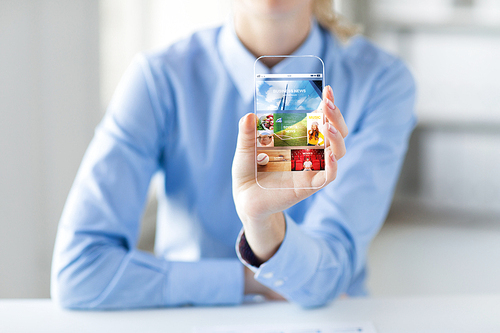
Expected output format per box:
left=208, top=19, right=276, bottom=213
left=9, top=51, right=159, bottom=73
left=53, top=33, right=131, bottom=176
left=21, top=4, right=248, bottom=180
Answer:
left=241, top=212, right=286, bottom=263
left=232, top=88, right=344, bottom=267
left=238, top=214, right=354, bottom=308
left=52, top=230, right=244, bottom=309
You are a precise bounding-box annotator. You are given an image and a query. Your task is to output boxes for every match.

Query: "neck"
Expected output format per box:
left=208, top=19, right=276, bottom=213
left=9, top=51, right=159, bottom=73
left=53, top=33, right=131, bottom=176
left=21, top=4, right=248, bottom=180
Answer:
left=233, top=5, right=312, bottom=68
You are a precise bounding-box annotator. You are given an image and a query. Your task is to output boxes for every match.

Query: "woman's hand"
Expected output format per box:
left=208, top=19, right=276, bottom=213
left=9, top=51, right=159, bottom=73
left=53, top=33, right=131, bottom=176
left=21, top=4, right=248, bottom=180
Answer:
left=232, top=86, right=348, bottom=263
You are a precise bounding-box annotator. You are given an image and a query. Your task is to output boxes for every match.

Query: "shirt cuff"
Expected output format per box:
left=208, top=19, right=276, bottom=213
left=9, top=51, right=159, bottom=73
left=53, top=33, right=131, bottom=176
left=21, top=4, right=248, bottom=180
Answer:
left=237, top=232, right=264, bottom=268
left=166, top=259, right=244, bottom=306
left=235, top=213, right=321, bottom=295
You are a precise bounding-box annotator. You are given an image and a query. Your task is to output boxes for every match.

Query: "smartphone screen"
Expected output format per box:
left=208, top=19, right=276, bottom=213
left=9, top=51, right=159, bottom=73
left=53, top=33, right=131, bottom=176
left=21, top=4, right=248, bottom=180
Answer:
left=254, top=56, right=326, bottom=189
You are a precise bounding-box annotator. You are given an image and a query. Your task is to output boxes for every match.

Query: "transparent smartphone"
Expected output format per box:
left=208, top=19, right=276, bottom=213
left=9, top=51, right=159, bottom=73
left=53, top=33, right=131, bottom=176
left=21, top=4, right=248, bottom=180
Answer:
left=254, top=55, right=326, bottom=189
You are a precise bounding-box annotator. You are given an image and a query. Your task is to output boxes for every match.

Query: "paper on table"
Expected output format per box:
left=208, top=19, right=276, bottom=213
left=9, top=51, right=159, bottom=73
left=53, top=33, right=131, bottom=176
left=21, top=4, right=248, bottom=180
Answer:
left=194, top=322, right=377, bottom=333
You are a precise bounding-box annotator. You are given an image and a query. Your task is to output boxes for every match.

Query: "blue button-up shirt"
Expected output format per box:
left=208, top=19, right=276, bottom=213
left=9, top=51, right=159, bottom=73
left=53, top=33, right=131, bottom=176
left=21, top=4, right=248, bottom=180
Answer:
left=51, top=21, right=416, bottom=309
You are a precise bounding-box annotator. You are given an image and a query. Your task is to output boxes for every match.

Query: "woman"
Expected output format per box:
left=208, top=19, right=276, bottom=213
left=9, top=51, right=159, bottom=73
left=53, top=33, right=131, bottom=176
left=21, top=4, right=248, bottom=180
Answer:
left=51, top=0, right=415, bottom=309
left=308, top=121, right=324, bottom=146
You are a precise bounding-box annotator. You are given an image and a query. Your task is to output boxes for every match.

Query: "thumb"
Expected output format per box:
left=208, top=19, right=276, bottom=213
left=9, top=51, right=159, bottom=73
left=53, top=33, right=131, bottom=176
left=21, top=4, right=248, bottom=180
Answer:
left=232, top=113, right=257, bottom=184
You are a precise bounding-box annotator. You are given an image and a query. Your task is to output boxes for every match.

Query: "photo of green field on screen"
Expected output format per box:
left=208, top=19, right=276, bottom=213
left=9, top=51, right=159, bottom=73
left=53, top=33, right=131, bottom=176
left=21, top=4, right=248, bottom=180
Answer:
left=272, top=113, right=307, bottom=147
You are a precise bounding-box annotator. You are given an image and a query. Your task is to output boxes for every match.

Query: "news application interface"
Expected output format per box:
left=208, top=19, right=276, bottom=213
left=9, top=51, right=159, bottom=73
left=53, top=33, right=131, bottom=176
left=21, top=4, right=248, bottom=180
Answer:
left=256, top=74, right=325, bottom=172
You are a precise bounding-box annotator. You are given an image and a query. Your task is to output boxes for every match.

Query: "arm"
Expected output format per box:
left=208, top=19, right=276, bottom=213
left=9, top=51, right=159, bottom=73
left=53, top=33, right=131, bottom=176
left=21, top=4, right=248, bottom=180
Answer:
left=233, top=84, right=347, bottom=266
left=51, top=55, right=243, bottom=309
left=232, top=60, right=416, bottom=307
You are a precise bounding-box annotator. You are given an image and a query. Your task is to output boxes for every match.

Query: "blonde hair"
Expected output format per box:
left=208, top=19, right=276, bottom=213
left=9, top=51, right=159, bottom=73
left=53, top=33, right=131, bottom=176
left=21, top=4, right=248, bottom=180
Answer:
left=312, top=0, right=360, bottom=41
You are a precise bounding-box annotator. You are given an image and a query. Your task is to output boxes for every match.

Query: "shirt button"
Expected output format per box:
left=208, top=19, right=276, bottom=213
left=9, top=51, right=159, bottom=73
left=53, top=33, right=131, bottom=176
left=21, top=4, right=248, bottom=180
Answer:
left=262, top=272, right=274, bottom=279
left=274, top=279, right=284, bottom=287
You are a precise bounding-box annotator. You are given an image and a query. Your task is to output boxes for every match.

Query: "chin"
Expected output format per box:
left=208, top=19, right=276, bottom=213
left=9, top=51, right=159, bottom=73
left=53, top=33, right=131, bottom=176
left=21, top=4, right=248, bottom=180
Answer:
left=238, top=0, right=312, bottom=17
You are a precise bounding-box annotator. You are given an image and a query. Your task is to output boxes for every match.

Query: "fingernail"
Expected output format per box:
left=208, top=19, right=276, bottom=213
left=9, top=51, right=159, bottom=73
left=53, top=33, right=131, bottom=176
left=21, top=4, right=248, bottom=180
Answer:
left=330, top=150, right=336, bottom=162
left=328, top=86, right=334, bottom=100
left=328, top=122, right=338, bottom=134
left=244, top=113, right=254, bottom=124
left=326, top=98, right=336, bottom=110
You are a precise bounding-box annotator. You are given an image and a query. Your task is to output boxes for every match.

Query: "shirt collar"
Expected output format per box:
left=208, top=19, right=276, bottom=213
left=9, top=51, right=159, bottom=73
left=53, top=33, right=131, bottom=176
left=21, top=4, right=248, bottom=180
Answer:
left=218, top=19, right=324, bottom=104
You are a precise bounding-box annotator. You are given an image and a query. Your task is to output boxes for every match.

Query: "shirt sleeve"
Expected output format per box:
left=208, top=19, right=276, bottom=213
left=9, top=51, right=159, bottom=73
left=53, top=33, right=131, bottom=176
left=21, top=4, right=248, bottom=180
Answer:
left=51, top=54, right=244, bottom=309
left=237, top=59, right=416, bottom=308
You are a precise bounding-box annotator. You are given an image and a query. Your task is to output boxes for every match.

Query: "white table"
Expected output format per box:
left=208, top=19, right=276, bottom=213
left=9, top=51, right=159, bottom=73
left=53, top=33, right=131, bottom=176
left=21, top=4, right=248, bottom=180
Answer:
left=1, top=295, right=499, bottom=333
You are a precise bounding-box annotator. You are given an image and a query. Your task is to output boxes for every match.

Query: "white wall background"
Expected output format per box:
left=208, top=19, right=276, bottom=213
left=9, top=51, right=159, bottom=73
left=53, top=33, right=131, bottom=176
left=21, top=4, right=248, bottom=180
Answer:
left=367, top=0, right=500, bottom=296
left=0, top=0, right=100, bottom=298
left=370, top=0, right=500, bottom=214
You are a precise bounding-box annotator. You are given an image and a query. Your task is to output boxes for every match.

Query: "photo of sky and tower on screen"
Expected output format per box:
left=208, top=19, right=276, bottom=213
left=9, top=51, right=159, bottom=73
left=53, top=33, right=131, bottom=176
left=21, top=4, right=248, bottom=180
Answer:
left=255, top=78, right=326, bottom=172
left=256, top=79, right=322, bottom=111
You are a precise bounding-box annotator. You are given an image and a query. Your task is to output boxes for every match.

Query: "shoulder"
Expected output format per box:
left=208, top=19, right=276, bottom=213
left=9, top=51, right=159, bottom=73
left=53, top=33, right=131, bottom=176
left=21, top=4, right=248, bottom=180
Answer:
left=352, top=37, right=414, bottom=97
left=322, top=30, right=416, bottom=127
left=140, top=26, right=222, bottom=75
left=342, top=36, right=415, bottom=103
left=124, top=26, right=225, bottom=118
left=344, top=35, right=399, bottom=69
left=332, top=32, right=414, bottom=89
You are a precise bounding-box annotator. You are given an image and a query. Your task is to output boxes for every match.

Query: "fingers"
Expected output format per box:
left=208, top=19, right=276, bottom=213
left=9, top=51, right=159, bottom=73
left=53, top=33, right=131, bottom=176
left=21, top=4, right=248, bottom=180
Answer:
left=325, top=145, right=338, bottom=184
left=323, top=86, right=348, bottom=138
left=237, top=113, right=257, bottom=150
left=321, top=86, right=345, bottom=185
left=232, top=113, right=257, bottom=184
left=311, top=122, right=341, bottom=188
left=325, top=122, right=346, bottom=160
